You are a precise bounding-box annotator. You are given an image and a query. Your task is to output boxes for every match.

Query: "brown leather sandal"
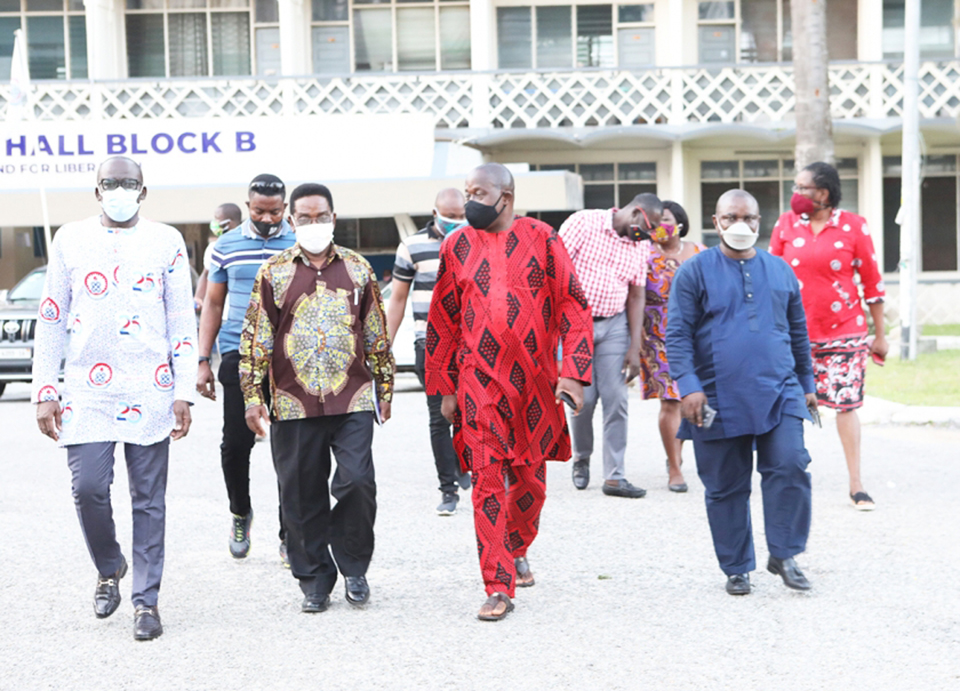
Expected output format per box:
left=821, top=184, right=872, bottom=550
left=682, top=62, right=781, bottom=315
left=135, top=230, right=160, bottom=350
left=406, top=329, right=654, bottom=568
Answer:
left=514, top=556, right=535, bottom=588
left=477, top=592, right=515, bottom=621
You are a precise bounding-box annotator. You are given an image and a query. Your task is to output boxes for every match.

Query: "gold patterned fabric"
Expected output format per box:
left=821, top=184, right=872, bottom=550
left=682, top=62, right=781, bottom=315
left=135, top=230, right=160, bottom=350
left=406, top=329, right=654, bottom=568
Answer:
left=239, top=244, right=395, bottom=420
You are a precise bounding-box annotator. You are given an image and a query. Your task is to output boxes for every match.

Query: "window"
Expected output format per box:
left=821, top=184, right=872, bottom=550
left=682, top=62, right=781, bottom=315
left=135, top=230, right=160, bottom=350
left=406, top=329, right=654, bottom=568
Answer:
left=883, top=155, right=959, bottom=272
left=0, top=0, right=87, bottom=79
left=700, top=158, right=859, bottom=250
left=311, top=0, right=470, bottom=74
left=125, top=0, right=258, bottom=77
left=883, top=0, right=956, bottom=60
left=698, top=0, right=856, bottom=64
left=499, top=4, right=654, bottom=70
left=531, top=161, right=657, bottom=229
left=254, top=0, right=279, bottom=75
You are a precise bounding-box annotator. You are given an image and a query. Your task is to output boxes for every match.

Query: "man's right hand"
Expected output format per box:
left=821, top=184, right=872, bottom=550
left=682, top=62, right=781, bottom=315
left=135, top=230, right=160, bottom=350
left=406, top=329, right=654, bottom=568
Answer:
left=680, top=391, right=708, bottom=427
left=196, top=361, right=216, bottom=401
left=441, top=395, right=458, bottom=424
left=37, top=401, right=62, bottom=441
left=245, top=404, right=270, bottom=436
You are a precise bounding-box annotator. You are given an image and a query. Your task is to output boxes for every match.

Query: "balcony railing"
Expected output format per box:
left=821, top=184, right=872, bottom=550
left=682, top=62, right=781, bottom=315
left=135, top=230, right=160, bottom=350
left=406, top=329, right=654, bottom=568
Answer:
left=2, top=61, right=958, bottom=129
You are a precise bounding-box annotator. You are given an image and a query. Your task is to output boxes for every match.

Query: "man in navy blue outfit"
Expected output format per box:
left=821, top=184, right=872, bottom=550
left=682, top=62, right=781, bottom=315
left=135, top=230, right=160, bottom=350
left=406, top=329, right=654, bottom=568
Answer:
left=666, top=189, right=817, bottom=596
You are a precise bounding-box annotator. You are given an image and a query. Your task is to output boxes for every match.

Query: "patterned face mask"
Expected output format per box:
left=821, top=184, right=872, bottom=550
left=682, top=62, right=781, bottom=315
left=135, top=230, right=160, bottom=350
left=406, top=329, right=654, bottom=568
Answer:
left=650, top=223, right=678, bottom=243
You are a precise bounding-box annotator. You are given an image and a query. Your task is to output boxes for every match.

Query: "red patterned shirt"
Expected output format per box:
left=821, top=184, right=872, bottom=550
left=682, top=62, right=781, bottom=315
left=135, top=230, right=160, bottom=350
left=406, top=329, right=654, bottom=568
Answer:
left=558, top=208, right=650, bottom=318
left=769, top=209, right=885, bottom=342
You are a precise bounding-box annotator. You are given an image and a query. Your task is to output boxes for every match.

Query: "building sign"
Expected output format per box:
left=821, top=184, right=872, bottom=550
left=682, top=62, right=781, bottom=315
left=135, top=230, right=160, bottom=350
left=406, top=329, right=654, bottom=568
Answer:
left=0, top=114, right=436, bottom=191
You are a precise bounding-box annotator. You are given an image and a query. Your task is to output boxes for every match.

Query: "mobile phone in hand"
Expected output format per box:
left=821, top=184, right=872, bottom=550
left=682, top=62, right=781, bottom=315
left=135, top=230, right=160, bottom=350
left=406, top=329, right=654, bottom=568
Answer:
left=871, top=351, right=885, bottom=367
left=559, top=391, right=576, bottom=409
left=702, top=402, right=717, bottom=429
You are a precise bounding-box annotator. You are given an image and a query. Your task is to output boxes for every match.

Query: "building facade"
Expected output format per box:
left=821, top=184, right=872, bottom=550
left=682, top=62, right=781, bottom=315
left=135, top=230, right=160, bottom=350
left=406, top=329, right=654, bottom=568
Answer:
left=2, top=0, right=959, bottom=322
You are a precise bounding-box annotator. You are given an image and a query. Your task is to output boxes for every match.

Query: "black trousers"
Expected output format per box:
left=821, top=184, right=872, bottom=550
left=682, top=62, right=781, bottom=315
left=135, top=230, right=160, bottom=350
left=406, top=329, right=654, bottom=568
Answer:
left=271, top=413, right=377, bottom=596
left=218, top=350, right=283, bottom=539
left=414, top=339, right=460, bottom=493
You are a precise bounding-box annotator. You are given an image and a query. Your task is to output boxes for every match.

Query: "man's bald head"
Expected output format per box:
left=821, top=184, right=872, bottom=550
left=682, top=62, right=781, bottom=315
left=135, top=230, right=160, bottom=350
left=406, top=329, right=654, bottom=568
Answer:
left=216, top=203, right=243, bottom=226
left=715, top=188, right=759, bottom=217
left=97, top=156, right=143, bottom=184
left=434, top=188, right=465, bottom=220
left=470, top=163, right=515, bottom=193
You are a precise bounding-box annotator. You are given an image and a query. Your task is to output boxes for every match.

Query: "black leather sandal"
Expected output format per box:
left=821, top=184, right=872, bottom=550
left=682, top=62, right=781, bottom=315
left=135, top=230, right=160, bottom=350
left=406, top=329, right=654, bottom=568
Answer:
left=478, top=592, right=514, bottom=621
left=514, top=556, right=535, bottom=587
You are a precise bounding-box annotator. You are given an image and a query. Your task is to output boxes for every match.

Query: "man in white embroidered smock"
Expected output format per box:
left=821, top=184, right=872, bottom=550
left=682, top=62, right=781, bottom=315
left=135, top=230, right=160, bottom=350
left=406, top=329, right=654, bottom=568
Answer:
left=32, top=156, right=197, bottom=641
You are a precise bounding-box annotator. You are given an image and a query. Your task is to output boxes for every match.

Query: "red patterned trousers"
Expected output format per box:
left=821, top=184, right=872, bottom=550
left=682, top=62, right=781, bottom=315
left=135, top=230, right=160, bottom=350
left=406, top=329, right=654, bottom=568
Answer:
left=472, top=458, right=547, bottom=597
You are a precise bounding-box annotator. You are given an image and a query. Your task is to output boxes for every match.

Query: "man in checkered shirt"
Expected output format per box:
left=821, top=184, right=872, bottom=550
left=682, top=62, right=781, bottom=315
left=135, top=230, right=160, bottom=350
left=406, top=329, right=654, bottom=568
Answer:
left=558, top=193, right=662, bottom=498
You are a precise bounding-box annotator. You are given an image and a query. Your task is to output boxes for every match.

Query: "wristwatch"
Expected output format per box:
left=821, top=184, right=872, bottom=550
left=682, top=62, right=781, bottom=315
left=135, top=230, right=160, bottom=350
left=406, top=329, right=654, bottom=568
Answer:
left=199, top=355, right=212, bottom=364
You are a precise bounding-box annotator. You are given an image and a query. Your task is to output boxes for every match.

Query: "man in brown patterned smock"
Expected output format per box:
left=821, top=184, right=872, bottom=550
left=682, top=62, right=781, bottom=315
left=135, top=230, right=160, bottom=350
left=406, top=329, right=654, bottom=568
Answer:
left=239, top=183, right=395, bottom=613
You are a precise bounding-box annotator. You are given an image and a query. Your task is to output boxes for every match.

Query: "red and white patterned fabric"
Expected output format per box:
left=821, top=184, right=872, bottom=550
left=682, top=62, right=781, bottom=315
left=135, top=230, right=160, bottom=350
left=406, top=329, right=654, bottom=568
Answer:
left=558, top=209, right=650, bottom=318
left=769, top=208, right=884, bottom=342
left=811, top=336, right=870, bottom=411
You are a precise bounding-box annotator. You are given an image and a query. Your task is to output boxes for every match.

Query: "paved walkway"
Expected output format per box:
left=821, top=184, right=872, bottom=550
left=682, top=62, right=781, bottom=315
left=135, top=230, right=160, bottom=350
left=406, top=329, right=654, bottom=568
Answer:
left=0, top=378, right=958, bottom=690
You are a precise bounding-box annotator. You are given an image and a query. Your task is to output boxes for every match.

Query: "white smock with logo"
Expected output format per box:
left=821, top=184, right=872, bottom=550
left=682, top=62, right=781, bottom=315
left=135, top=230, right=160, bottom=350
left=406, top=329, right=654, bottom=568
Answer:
left=31, top=216, right=198, bottom=447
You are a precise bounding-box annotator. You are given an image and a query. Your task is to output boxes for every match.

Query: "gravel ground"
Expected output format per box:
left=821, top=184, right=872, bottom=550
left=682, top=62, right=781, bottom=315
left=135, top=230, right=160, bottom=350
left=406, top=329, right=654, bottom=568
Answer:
left=0, top=376, right=958, bottom=690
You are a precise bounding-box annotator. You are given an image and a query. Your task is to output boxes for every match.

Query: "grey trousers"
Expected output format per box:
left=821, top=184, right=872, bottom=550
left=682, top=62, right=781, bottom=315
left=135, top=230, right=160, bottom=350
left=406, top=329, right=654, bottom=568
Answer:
left=569, top=311, right=631, bottom=481
left=66, top=439, right=169, bottom=608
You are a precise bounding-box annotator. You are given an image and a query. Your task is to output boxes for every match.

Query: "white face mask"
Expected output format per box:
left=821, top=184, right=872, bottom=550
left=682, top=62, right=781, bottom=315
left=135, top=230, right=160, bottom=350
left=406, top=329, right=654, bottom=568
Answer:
left=720, top=221, right=758, bottom=251
left=100, top=187, right=142, bottom=223
left=296, top=222, right=335, bottom=254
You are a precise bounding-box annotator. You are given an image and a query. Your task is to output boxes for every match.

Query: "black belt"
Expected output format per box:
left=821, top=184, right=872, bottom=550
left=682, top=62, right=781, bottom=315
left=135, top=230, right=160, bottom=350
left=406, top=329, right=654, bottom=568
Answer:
left=593, top=315, right=609, bottom=322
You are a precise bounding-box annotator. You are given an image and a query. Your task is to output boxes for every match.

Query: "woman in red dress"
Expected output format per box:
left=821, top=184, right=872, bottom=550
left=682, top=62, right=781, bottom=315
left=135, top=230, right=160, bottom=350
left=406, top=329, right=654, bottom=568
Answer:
left=770, top=162, right=888, bottom=510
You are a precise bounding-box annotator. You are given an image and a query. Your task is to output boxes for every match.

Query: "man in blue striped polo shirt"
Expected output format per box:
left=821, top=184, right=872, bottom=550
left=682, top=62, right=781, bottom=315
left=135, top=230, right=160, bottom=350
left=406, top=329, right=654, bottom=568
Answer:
left=196, top=173, right=296, bottom=562
left=387, top=188, right=470, bottom=515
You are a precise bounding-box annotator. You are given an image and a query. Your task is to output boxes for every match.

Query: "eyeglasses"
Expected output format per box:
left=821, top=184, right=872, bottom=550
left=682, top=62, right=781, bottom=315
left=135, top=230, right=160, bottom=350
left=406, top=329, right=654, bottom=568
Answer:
left=293, top=214, right=334, bottom=226
left=719, top=214, right=760, bottom=225
left=792, top=184, right=819, bottom=193
left=99, top=178, right=141, bottom=192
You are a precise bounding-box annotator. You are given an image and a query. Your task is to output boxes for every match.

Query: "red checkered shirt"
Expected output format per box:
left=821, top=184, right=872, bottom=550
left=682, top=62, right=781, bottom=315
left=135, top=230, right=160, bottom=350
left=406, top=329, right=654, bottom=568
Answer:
left=558, top=208, right=650, bottom=318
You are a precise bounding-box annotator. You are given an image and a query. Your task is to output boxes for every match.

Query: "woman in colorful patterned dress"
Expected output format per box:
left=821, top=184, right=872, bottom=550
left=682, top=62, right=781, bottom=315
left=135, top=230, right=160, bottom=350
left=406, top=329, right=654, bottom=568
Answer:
left=770, top=162, right=888, bottom=511
left=639, top=201, right=704, bottom=493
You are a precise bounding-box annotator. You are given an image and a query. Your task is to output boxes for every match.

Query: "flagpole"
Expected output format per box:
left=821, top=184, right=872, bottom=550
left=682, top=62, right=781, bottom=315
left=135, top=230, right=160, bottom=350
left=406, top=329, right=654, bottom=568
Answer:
left=10, top=29, right=53, bottom=261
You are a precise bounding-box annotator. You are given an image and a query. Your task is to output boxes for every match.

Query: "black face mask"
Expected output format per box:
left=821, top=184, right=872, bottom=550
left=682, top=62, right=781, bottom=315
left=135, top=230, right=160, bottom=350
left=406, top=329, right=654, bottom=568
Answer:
left=251, top=218, right=281, bottom=237
left=629, top=224, right=652, bottom=242
left=465, top=195, right=504, bottom=230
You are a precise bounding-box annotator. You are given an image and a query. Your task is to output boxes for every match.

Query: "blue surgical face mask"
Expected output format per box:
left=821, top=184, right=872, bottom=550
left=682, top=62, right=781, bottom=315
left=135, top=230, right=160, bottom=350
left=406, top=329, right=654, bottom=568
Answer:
left=100, top=187, right=142, bottom=223
left=434, top=210, right=468, bottom=236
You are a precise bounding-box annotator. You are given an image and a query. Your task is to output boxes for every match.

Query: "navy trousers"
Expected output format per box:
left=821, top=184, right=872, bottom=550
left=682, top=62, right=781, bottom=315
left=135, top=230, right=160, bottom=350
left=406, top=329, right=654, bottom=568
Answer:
left=692, top=414, right=812, bottom=575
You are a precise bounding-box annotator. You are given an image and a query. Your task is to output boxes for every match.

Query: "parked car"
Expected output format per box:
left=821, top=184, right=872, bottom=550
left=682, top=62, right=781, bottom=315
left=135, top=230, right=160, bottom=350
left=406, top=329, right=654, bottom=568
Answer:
left=0, top=266, right=46, bottom=398
left=380, top=282, right=416, bottom=373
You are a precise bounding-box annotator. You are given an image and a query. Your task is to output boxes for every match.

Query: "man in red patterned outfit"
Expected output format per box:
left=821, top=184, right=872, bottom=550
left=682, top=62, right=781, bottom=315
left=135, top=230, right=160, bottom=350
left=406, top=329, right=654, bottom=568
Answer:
left=426, top=163, right=593, bottom=621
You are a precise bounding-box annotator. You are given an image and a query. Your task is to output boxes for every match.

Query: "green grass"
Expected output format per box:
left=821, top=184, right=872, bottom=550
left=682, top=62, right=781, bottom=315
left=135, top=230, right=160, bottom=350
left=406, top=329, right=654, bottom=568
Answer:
left=921, top=324, right=960, bottom=336
left=867, top=350, right=960, bottom=406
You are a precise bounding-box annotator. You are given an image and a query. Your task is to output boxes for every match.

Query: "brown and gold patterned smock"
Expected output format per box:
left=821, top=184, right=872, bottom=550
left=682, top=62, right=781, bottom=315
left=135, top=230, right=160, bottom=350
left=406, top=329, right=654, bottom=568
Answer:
left=239, top=243, right=394, bottom=420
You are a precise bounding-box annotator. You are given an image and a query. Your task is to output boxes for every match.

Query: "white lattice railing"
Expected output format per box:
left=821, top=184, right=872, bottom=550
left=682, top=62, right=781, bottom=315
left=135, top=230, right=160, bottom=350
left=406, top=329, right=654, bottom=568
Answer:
left=2, top=61, right=958, bottom=128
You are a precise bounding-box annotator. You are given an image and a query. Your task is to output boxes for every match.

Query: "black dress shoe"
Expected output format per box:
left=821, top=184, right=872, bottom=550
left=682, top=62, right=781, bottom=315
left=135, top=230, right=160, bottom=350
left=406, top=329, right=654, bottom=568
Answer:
left=301, top=594, right=331, bottom=613
left=572, top=459, right=590, bottom=490
left=133, top=605, right=163, bottom=640
left=725, top=573, right=751, bottom=595
left=602, top=479, right=647, bottom=498
left=767, top=556, right=811, bottom=591
left=94, top=556, right=128, bottom=619
left=344, top=576, right=370, bottom=606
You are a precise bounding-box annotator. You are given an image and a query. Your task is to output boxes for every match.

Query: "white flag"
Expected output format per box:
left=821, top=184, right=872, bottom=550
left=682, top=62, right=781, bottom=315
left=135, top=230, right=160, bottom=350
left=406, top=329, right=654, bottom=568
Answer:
left=9, top=28, right=31, bottom=122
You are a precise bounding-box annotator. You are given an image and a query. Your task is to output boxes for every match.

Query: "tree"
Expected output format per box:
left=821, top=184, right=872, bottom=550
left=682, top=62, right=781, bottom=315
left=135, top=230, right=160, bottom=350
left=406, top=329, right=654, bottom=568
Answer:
left=791, top=0, right=835, bottom=168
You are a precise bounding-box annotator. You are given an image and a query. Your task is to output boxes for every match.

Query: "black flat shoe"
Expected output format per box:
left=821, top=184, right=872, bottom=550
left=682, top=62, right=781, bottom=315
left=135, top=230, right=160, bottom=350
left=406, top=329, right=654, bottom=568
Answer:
left=725, top=573, right=751, bottom=595
left=767, top=556, right=811, bottom=591
left=94, top=556, right=127, bottom=619
left=602, top=479, right=646, bottom=498
left=301, top=593, right=331, bottom=613
left=344, top=576, right=370, bottom=606
left=668, top=482, right=688, bottom=493
left=572, top=459, right=590, bottom=490
left=133, top=605, right=162, bottom=640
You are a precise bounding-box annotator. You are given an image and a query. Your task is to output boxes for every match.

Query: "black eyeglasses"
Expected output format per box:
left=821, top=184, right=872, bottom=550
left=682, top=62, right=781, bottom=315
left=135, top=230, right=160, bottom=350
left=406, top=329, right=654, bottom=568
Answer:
left=99, top=178, right=141, bottom=192
left=293, top=214, right=334, bottom=226
left=719, top=214, right=760, bottom=225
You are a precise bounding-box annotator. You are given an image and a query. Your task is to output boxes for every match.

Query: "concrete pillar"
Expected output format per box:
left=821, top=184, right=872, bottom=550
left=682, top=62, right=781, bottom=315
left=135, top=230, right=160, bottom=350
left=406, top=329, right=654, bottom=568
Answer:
left=862, top=135, right=885, bottom=273
left=858, top=0, right=884, bottom=61
left=470, top=0, right=494, bottom=71
left=84, top=0, right=126, bottom=79
left=277, top=0, right=310, bottom=76
left=659, top=0, right=688, bottom=67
